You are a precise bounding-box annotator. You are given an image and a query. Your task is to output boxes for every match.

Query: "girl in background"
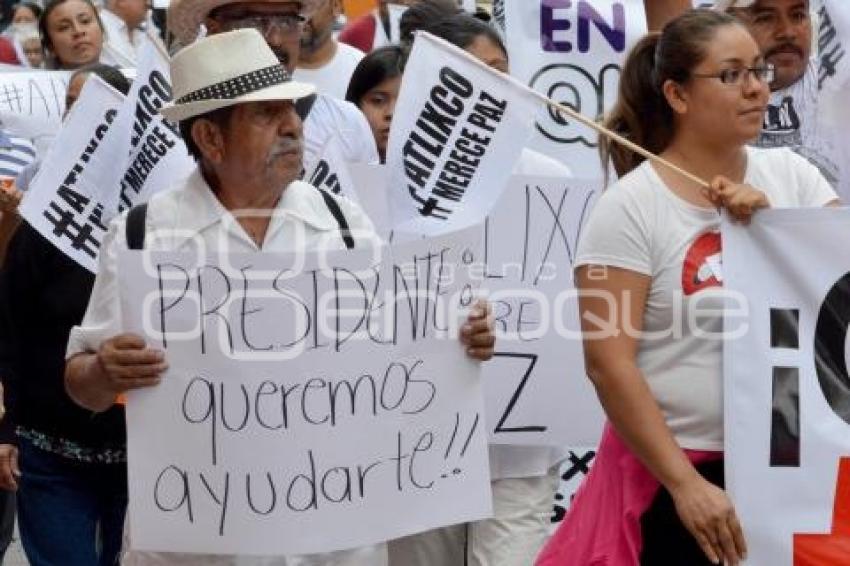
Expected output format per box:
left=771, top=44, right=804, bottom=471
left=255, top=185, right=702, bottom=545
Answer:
left=38, top=0, right=104, bottom=69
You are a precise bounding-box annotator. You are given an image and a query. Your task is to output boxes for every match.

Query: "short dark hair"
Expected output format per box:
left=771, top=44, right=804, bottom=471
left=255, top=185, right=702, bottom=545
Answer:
left=345, top=45, right=406, bottom=108
left=178, top=106, right=234, bottom=162
left=399, top=0, right=460, bottom=46
left=416, top=12, right=507, bottom=57
left=13, top=2, right=43, bottom=21
left=70, top=63, right=131, bottom=95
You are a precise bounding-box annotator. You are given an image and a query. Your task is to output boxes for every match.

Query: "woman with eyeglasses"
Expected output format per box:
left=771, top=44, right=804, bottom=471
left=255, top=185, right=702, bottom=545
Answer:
left=536, top=9, right=839, bottom=566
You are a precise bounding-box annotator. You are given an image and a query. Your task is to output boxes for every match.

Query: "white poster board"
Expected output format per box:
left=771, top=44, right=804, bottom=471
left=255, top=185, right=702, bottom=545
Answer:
left=724, top=208, right=850, bottom=565
left=386, top=32, right=539, bottom=235
left=504, top=0, right=646, bottom=178
left=119, top=226, right=493, bottom=555
left=351, top=165, right=606, bottom=447
left=18, top=76, right=123, bottom=272
left=0, top=70, right=70, bottom=150
left=482, top=175, right=604, bottom=446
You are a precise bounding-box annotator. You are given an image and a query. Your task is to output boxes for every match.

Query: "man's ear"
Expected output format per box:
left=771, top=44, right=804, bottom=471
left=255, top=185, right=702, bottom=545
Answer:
left=662, top=78, right=689, bottom=116
left=203, top=16, right=222, bottom=34
left=192, top=118, right=226, bottom=164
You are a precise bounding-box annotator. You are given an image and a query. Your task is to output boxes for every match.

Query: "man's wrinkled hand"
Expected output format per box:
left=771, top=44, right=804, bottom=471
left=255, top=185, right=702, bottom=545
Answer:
left=95, top=333, right=169, bottom=395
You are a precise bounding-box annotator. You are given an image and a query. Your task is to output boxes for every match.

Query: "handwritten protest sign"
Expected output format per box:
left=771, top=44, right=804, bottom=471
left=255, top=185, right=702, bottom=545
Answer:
left=504, top=0, right=646, bottom=178
left=482, top=175, right=604, bottom=446
left=723, top=208, right=850, bottom=565
left=350, top=165, right=605, bottom=446
left=386, top=32, right=539, bottom=235
left=0, top=70, right=68, bottom=124
left=119, top=226, right=492, bottom=555
left=0, top=70, right=70, bottom=150
left=19, top=76, right=122, bottom=273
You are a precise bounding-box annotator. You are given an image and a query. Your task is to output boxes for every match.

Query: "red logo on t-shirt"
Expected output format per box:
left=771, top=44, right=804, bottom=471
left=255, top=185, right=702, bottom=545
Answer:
left=682, top=232, right=722, bottom=296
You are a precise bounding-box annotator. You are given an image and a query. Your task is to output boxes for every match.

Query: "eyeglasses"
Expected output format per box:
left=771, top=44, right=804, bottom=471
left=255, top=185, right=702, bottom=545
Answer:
left=213, top=13, right=306, bottom=36
left=691, top=63, right=775, bottom=86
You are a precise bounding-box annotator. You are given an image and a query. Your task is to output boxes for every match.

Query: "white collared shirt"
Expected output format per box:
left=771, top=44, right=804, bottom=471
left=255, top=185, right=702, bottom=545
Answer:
left=99, top=8, right=165, bottom=67
left=294, top=42, right=364, bottom=101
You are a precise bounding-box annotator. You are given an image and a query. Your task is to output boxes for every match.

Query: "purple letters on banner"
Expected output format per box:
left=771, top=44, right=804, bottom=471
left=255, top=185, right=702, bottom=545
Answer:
left=540, top=1, right=627, bottom=54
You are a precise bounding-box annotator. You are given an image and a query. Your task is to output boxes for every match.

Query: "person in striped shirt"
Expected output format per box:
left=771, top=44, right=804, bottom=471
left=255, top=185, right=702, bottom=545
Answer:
left=0, top=127, right=36, bottom=266
left=0, top=125, right=34, bottom=566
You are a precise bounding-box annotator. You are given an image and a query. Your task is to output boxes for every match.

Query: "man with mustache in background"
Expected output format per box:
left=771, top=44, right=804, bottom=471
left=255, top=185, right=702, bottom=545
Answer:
left=295, top=0, right=365, bottom=100
left=719, top=0, right=844, bottom=195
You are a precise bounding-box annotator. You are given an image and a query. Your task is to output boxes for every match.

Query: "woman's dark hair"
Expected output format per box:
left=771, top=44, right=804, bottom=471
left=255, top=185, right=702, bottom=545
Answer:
left=399, top=0, right=461, bottom=46
left=408, top=11, right=507, bottom=58
left=345, top=45, right=406, bottom=108
left=601, top=9, right=739, bottom=178
left=70, top=63, right=131, bottom=95
left=13, top=2, right=43, bottom=21
left=38, top=0, right=104, bottom=66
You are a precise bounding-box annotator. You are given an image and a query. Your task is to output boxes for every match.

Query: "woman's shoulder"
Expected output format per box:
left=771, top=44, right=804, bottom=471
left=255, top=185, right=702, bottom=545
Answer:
left=745, top=145, right=820, bottom=187
left=600, top=161, right=661, bottom=204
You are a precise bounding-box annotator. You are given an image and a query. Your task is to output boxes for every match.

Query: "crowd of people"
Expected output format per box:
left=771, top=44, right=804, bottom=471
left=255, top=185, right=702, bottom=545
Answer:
left=0, top=0, right=843, bottom=564
left=0, top=0, right=162, bottom=68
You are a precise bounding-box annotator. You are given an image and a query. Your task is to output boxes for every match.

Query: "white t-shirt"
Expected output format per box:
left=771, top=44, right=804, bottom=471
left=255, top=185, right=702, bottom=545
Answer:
left=575, top=146, right=837, bottom=451
left=302, top=93, right=380, bottom=168
left=755, top=59, right=844, bottom=195
left=294, top=42, right=364, bottom=101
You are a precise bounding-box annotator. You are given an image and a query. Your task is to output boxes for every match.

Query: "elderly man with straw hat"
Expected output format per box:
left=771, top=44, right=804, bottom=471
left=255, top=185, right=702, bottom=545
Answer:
left=167, top=0, right=379, bottom=170
left=64, top=28, right=495, bottom=566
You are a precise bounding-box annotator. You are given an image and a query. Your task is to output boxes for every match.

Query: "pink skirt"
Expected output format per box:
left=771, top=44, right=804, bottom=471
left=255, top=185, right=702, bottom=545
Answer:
left=536, top=424, right=721, bottom=566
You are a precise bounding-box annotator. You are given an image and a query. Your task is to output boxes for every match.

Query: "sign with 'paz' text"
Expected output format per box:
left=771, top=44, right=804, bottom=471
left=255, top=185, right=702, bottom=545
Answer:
left=386, top=32, right=539, bottom=235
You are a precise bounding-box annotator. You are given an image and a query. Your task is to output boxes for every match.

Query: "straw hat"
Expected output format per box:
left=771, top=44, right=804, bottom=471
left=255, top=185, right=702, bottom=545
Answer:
left=159, top=28, right=316, bottom=122
left=167, top=0, right=320, bottom=46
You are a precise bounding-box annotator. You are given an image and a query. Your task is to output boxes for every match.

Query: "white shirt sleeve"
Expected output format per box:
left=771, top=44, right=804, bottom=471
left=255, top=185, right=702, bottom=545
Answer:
left=66, top=215, right=127, bottom=358
left=574, top=180, right=653, bottom=276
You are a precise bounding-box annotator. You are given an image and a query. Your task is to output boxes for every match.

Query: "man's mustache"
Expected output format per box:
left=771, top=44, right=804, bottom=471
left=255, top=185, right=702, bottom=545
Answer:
left=765, top=42, right=804, bottom=59
left=271, top=137, right=303, bottom=156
